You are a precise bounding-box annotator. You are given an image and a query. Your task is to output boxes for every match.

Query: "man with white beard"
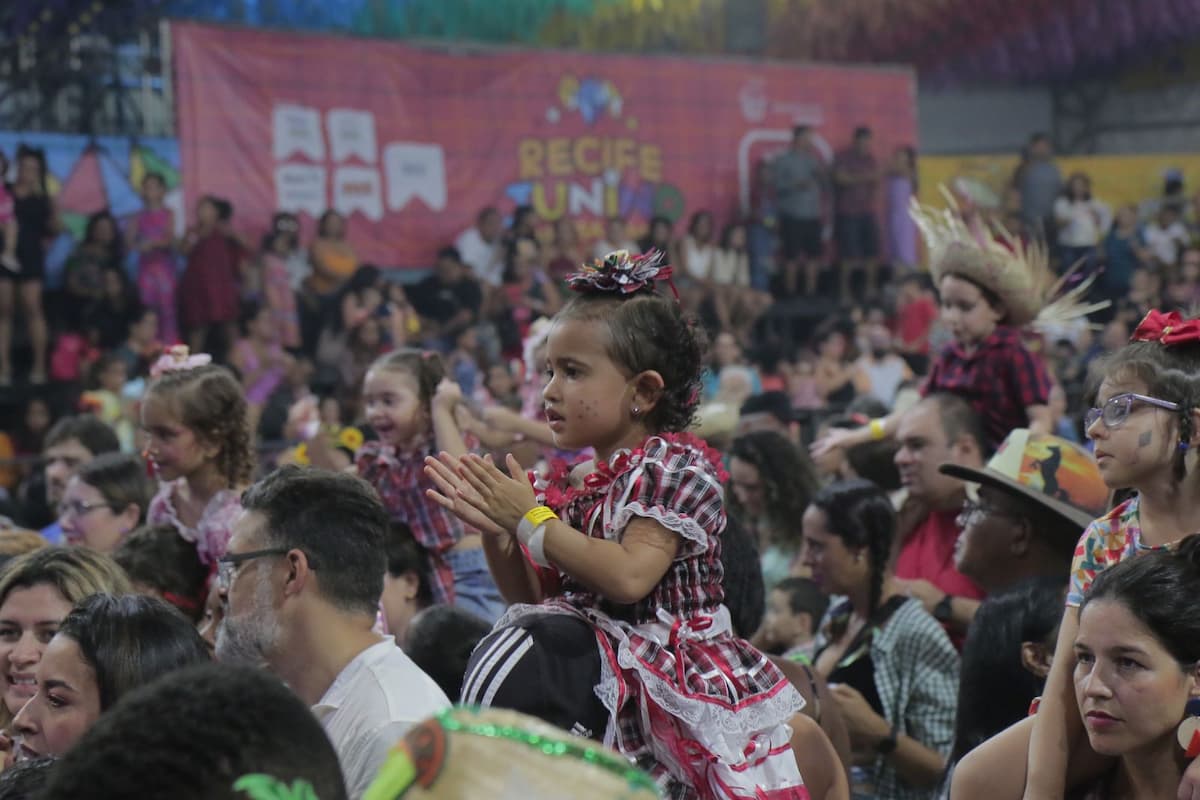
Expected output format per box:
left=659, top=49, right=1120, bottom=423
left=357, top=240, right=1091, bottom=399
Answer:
left=216, top=466, right=448, bottom=799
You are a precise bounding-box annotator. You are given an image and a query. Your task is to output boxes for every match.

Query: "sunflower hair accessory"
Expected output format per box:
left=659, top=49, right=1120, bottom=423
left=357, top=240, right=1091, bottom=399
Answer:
left=150, top=344, right=212, bottom=378
left=566, top=249, right=677, bottom=299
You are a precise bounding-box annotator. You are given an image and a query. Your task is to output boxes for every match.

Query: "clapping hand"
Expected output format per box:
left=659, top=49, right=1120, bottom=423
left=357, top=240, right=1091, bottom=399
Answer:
left=425, top=452, right=535, bottom=537
left=286, top=395, right=320, bottom=441
left=432, top=378, right=463, bottom=413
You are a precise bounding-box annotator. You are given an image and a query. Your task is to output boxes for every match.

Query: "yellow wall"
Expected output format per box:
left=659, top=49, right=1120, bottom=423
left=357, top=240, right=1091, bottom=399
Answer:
left=919, top=153, right=1200, bottom=212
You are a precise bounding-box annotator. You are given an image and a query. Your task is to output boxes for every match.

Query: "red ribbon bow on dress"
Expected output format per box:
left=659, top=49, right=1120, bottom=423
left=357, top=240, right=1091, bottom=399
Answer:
left=1131, top=310, right=1200, bottom=346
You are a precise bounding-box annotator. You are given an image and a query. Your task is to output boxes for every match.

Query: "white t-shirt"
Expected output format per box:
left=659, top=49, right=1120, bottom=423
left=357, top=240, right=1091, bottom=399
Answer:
left=710, top=249, right=750, bottom=287
left=312, top=637, right=450, bottom=799
left=857, top=354, right=909, bottom=408
left=1143, top=220, right=1190, bottom=266
left=285, top=251, right=311, bottom=291
left=1053, top=197, right=1111, bottom=248
left=455, top=226, right=503, bottom=286
left=682, top=235, right=717, bottom=282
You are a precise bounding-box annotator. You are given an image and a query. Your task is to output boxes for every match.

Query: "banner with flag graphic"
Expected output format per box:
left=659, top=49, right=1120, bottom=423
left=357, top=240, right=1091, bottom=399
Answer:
left=0, top=131, right=182, bottom=288
left=173, top=21, right=917, bottom=268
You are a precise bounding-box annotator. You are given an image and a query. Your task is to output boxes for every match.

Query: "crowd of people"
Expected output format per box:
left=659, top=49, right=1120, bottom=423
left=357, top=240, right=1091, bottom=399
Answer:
left=0, top=123, right=1195, bottom=800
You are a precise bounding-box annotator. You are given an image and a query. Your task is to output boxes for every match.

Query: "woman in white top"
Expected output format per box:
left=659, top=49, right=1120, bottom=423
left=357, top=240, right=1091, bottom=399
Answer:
left=1054, top=172, right=1111, bottom=272
left=712, top=221, right=772, bottom=344
left=678, top=210, right=718, bottom=313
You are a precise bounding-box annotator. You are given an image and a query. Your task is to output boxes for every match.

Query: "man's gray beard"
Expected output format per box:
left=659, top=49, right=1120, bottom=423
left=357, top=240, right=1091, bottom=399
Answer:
left=215, top=577, right=279, bottom=669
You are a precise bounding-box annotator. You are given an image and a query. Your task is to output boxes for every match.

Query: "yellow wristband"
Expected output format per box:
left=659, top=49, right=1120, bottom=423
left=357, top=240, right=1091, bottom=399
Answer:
left=868, top=418, right=886, bottom=441
left=524, top=506, right=559, bottom=527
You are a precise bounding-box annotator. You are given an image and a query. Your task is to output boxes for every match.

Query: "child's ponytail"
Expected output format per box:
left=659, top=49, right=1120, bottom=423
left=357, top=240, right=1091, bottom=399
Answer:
left=147, top=360, right=255, bottom=489
left=369, top=349, right=446, bottom=412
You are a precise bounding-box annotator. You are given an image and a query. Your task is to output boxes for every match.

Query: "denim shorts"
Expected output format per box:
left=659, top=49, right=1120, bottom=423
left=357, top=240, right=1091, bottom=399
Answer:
left=446, top=547, right=506, bottom=624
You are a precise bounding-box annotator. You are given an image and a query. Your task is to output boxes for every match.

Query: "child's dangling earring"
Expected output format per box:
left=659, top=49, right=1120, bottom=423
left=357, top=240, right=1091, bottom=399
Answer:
left=1178, top=698, right=1200, bottom=759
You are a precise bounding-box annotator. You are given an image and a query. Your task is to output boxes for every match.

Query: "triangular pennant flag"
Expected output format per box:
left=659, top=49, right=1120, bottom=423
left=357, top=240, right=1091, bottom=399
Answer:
left=98, top=148, right=142, bottom=217
left=60, top=212, right=88, bottom=241
left=135, top=145, right=181, bottom=190
left=56, top=148, right=107, bottom=215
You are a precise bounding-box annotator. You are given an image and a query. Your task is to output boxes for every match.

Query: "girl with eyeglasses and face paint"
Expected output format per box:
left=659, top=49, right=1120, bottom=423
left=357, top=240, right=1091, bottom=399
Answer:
left=951, top=309, right=1200, bottom=800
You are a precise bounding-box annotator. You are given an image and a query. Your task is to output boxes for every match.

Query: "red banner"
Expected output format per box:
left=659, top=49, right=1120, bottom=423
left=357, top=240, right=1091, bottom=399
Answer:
left=173, top=22, right=917, bottom=268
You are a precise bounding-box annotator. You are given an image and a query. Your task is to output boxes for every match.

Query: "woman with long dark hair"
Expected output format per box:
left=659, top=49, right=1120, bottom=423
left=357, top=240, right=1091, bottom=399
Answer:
left=953, top=536, right=1200, bottom=799
left=804, top=479, right=958, bottom=800
left=728, top=430, right=820, bottom=590
left=11, top=593, right=209, bottom=760
left=65, top=210, right=125, bottom=329
left=0, top=146, right=58, bottom=384
left=1054, top=171, right=1111, bottom=273
left=485, top=235, right=561, bottom=360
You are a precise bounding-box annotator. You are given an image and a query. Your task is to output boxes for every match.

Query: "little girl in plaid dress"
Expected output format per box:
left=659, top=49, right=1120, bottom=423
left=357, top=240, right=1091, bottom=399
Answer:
left=351, top=349, right=505, bottom=624
left=426, top=251, right=807, bottom=799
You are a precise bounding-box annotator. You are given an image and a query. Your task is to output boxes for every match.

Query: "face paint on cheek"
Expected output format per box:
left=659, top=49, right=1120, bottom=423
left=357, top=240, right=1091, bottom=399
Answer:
left=1138, top=431, right=1153, bottom=448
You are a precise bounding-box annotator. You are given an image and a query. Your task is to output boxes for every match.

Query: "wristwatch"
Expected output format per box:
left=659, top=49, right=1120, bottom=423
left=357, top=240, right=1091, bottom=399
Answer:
left=933, top=594, right=955, bottom=623
left=875, top=724, right=899, bottom=756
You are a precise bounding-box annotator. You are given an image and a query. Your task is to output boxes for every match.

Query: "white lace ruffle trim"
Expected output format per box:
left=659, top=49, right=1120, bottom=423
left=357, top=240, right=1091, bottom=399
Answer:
left=492, top=603, right=806, bottom=789
left=610, top=502, right=710, bottom=559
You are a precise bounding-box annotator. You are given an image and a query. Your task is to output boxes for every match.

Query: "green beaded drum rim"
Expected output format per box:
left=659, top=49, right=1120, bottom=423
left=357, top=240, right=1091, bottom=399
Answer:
left=434, top=707, right=659, bottom=794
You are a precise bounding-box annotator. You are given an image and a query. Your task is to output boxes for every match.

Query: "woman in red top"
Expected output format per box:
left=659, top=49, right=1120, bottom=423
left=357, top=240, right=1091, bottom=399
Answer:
left=179, top=196, right=246, bottom=359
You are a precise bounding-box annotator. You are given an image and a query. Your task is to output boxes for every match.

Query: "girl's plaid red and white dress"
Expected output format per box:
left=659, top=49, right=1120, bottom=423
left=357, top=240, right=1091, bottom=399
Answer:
left=499, top=433, right=808, bottom=800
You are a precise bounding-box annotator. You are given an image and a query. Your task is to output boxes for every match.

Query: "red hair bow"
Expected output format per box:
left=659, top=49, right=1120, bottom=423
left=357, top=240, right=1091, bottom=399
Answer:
left=1131, top=310, right=1200, bottom=346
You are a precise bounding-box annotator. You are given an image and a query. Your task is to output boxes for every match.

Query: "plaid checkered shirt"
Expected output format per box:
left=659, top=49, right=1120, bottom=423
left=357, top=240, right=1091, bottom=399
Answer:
left=816, top=597, right=959, bottom=800
left=923, top=325, right=1051, bottom=451
left=357, top=440, right=465, bottom=605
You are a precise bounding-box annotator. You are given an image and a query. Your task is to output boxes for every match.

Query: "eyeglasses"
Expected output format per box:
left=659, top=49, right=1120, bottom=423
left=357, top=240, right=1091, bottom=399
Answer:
left=57, top=501, right=114, bottom=521
left=215, top=548, right=290, bottom=592
left=1084, top=392, right=1180, bottom=431
left=957, top=498, right=1018, bottom=527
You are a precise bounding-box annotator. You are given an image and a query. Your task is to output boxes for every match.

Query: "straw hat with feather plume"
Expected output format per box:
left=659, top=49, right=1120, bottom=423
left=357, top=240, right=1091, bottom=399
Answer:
left=909, top=188, right=1109, bottom=330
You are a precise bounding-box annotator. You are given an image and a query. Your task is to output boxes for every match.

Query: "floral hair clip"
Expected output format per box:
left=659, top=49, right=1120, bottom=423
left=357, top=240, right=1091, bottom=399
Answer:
left=566, top=249, right=677, bottom=299
left=1130, top=310, right=1200, bottom=346
left=150, top=344, right=212, bottom=378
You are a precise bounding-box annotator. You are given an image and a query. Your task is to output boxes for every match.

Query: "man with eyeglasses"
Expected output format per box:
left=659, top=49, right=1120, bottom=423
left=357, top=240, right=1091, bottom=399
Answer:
left=35, top=416, right=119, bottom=544
left=215, top=466, right=449, bottom=799
left=939, top=429, right=1109, bottom=597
